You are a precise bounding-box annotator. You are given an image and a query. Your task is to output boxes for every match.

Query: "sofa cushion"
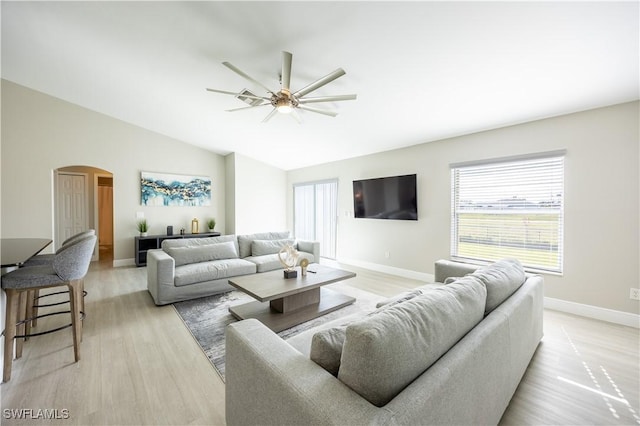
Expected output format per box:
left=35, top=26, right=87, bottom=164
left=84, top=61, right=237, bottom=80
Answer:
left=251, top=238, right=296, bottom=256
left=174, top=258, right=256, bottom=287
left=244, top=254, right=282, bottom=273
left=375, top=288, right=424, bottom=309
left=165, top=240, right=239, bottom=267
left=311, top=288, right=423, bottom=376
left=162, top=234, right=238, bottom=250
left=237, top=231, right=291, bottom=258
left=470, top=258, right=526, bottom=314
left=245, top=251, right=315, bottom=273
left=311, top=285, right=442, bottom=375
left=337, top=276, right=487, bottom=407
left=309, top=325, right=348, bottom=376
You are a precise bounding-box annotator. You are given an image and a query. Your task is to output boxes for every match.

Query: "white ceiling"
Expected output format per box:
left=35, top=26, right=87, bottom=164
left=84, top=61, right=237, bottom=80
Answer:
left=2, top=1, right=638, bottom=170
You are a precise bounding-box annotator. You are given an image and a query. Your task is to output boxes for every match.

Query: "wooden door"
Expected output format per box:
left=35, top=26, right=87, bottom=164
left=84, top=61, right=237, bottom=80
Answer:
left=56, top=172, right=89, bottom=249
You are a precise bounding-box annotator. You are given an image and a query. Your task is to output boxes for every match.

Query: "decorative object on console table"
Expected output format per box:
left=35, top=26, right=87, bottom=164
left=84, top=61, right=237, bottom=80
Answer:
left=134, top=231, right=221, bottom=266
left=191, top=218, right=199, bottom=234
left=278, top=244, right=299, bottom=278
left=166, top=226, right=173, bottom=236
left=207, top=218, right=216, bottom=232
left=137, top=219, right=149, bottom=237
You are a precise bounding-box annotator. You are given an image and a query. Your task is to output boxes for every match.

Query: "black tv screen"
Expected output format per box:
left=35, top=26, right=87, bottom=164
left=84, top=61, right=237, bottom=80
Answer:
left=353, top=174, right=418, bottom=220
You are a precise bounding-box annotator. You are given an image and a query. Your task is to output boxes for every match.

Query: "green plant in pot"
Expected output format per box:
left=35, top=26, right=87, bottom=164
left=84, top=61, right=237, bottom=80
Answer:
left=207, top=218, right=216, bottom=232
left=137, top=219, right=149, bottom=237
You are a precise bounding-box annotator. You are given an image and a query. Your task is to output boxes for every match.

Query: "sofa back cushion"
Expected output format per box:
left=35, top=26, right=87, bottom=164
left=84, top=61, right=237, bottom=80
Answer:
left=337, top=276, right=487, bottom=407
left=162, top=234, right=238, bottom=250
left=251, top=238, right=296, bottom=257
left=470, top=258, right=526, bottom=314
left=237, top=231, right=290, bottom=258
left=165, top=240, right=239, bottom=266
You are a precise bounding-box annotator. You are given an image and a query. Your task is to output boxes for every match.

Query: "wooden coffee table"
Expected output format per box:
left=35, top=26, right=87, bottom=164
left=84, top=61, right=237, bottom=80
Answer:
left=228, top=264, right=356, bottom=332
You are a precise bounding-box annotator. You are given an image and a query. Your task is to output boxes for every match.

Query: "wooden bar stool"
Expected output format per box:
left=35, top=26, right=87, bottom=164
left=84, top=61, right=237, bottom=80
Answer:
left=1, top=234, right=96, bottom=382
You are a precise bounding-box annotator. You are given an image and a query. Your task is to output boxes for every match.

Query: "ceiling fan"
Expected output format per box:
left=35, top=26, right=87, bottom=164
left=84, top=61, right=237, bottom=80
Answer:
left=206, top=51, right=357, bottom=122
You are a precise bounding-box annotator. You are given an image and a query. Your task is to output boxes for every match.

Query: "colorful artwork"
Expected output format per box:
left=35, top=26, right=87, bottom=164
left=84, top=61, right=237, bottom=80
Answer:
left=141, top=172, right=211, bottom=206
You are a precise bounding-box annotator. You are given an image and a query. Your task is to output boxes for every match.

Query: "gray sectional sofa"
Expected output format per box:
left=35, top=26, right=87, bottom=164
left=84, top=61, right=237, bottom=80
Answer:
left=146, top=231, right=319, bottom=305
left=225, top=258, right=544, bottom=425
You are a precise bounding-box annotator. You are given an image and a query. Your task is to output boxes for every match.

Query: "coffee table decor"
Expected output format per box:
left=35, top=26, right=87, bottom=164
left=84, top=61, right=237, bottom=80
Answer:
left=278, top=244, right=299, bottom=278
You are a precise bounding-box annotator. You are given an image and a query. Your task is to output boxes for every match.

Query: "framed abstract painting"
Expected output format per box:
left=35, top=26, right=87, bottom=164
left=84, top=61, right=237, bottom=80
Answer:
left=141, top=171, right=211, bottom=206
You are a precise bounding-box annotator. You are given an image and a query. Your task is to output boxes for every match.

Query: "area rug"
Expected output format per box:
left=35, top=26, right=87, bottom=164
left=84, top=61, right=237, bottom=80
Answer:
left=173, top=285, right=383, bottom=382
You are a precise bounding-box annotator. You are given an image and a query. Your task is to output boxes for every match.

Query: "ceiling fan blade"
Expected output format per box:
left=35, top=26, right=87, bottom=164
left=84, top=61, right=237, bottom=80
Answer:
left=290, top=108, right=302, bottom=123
left=297, top=105, right=338, bottom=117
left=262, top=108, right=279, bottom=123
left=281, top=51, right=292, bottom=93
left=293, top=68, right=346, bottom=98
left=226, top=103, right=270, bottom=112
left=297, top=94, right=357, bottom=104
left=222, top=61, right=277, bottom=96
left=206, top=88, right=270, bottom=101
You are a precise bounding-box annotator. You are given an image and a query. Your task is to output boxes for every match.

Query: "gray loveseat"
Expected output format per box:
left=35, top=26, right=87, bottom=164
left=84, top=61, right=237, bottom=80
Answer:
left=225, top=258, right=543, bottom=425
left=146, top=231, right=319, bottom=305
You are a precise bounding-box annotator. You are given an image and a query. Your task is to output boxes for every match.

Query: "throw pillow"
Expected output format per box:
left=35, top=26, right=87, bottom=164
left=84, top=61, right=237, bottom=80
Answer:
left=337, top=276, right=487, bottom=407
left=309, top=325, right=348, bottom=376
left=237, top=231, right=291, bottom=258
left=311, top=287, right=429, bottom=376
left=375, top=288, right=423, bottom=309
left=251, top=239, right=296, bottom=257
left=470, top=258, right=526, bottom=314
left=165, top=240, right=238, bottom=266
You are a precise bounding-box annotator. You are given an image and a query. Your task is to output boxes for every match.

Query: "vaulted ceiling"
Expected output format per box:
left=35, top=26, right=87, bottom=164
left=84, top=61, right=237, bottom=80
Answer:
left=2, top=1, right=638, bottom=170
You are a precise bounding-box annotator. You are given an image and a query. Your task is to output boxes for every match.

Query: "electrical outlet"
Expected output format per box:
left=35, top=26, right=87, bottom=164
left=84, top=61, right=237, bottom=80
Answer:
left=630, top=288, right=640, bottom=301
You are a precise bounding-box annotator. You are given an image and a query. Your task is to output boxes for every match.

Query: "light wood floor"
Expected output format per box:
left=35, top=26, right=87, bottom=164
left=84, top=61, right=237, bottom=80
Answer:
left=1, top=261, right=638, bottom=425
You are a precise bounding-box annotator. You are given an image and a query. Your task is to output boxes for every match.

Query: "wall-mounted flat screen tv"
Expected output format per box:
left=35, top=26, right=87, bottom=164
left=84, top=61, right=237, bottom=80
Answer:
left=353, top=174, right=418, bottom=220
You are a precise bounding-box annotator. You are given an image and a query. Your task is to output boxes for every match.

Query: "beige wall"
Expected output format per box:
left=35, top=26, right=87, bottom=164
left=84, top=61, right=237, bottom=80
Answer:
left=226, top=153, right=287, bottom=235
left=287, top=102, right=640, bottom=315
left=1, top=80, right=226, bottom=261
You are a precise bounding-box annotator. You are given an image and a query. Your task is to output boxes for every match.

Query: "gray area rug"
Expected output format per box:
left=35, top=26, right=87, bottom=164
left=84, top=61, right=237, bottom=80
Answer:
left=173, top=285, right=382, bottom=382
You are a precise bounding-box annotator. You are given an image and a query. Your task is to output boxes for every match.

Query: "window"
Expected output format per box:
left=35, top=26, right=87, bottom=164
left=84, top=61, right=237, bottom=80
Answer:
left=294, top=180, right=338, bottom=259
left=451, top=152, right=565, bottom=273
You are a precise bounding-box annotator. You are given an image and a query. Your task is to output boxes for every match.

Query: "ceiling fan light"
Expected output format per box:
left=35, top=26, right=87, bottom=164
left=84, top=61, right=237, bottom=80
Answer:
left=275, top=97, right=293, bottom=114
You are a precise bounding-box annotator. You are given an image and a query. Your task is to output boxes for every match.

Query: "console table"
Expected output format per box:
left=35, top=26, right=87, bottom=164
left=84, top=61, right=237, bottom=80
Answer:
left=134, top=232, right=221, bottom=266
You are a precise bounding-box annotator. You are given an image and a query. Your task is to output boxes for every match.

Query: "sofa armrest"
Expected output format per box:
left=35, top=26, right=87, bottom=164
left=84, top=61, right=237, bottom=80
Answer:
left=146, top=249, right=175, bottom=305
left=434, top=259, right=481, bottom=283
left=297, top=240, right=320, bottom=263
left=225, top=319, right=394, bottom=426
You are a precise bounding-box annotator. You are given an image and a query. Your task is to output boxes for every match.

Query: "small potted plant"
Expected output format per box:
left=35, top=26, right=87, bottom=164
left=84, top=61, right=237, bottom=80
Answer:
left=137, top=219, right=149, bottom=237
left=207, top=218, right=216, bottom=232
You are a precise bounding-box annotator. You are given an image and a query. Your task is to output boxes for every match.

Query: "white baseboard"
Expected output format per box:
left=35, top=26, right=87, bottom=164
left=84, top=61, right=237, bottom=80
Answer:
left=544, top=297, right=639, bottom=329
left=113, top=258, right=136, bottom=268
left=330, top=257, right=434, bottom=282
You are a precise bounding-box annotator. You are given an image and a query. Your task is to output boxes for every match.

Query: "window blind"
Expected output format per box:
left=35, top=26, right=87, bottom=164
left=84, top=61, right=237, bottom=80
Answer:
left=451, top=153, right=564, bottom=273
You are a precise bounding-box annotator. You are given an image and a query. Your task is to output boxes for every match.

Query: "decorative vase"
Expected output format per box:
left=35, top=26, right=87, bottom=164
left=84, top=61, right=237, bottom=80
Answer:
left=140, top=232, right=148, bottom=237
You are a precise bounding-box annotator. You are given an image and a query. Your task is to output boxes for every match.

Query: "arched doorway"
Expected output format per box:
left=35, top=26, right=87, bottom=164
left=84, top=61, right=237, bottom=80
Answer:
left=55, top=165, right=114, bottom=263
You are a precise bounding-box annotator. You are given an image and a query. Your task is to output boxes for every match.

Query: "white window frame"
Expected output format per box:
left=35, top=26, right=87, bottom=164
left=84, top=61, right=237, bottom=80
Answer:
left=451, top=151, right=565, bottom=274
